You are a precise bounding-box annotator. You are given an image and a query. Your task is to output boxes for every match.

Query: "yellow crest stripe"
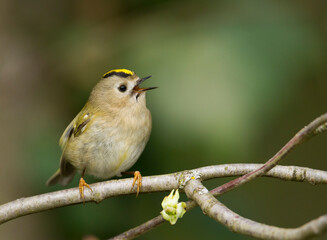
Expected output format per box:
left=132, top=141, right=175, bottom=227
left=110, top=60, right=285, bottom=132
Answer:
left=102, top=69, right=134, bottom=78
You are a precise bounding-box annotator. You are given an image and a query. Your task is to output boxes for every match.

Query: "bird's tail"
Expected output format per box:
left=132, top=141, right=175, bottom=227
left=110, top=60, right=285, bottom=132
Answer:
left=46, top=168, right=75, bottom=186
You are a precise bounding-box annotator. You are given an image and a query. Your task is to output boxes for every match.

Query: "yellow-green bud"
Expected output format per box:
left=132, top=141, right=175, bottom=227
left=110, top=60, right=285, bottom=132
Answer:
left=160, top=189, right=186, bottom=225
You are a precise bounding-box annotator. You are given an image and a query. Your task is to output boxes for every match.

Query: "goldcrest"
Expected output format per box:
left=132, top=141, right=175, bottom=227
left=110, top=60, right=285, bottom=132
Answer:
left=47, top=69, right=156, bottom=200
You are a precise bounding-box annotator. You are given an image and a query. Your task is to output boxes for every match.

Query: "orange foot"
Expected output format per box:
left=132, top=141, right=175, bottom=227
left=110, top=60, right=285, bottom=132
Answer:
left=131, top=171, right=142, bottom=197
left=79, top=177, right=92, bottom=203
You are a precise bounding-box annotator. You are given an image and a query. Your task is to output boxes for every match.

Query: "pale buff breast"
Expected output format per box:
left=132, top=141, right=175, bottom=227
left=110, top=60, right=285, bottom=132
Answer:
left=64, top=107, right=152, bottom=179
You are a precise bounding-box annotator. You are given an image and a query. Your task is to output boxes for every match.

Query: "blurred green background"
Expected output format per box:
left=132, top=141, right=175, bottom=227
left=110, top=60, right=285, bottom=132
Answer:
left=1, top=0, right=327, bottom=239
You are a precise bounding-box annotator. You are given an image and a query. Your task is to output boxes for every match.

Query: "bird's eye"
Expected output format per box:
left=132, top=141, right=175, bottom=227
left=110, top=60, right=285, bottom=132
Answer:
left=118, top=84, right=127, bottom=92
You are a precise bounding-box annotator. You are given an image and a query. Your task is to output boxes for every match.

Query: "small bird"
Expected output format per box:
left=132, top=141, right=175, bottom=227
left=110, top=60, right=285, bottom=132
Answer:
left=47, top=69, right=156, bottom=201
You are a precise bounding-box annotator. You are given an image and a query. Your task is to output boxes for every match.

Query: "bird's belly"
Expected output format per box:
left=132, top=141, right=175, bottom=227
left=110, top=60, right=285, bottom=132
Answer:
left=84, top=138, right=146, bottom=179
left=67, top=124, right=149, bottom=179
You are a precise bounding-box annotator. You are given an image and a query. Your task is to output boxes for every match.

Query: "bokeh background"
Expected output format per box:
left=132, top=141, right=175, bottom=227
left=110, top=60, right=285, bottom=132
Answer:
left=1, top=0, right=327, bottom=239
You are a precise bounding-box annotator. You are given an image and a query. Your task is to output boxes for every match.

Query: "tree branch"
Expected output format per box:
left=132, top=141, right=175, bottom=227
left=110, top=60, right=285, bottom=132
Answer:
left=185, top=179, right=327, bottom=240
left=1, top=165, right=326, bottom=225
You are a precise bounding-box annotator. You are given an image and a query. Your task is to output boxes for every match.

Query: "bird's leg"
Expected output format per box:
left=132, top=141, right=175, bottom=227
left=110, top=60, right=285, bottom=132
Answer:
left=79, top=168, right=92, bottom=203
left=121, top=171, right=142, bottom=197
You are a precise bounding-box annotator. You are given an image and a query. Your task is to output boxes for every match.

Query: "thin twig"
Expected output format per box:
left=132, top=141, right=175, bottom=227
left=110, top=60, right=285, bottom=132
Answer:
left=111, top=113, right=327, bottom=240
left=211, top=112, right=327, bottom=196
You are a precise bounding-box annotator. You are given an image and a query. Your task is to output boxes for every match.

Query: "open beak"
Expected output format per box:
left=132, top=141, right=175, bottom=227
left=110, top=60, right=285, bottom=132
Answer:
left=133, top=75, right=158, bottom=93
